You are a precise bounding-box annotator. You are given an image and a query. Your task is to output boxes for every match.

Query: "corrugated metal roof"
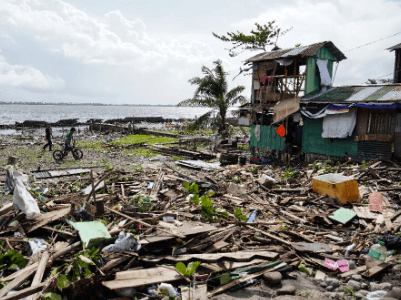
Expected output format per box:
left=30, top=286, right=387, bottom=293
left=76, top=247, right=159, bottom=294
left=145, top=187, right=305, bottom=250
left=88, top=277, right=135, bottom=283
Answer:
left=301, top=85, right=401, bottom=103
left=245, top=41, right=346, bottom=63
left=387, top=43, right=401, bottom=51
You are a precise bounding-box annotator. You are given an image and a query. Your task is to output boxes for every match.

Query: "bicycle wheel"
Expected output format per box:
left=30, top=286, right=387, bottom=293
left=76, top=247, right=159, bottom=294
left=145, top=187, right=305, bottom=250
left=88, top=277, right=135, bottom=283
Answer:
left=73, top=149, right=83, bottom=160
left=53, top=150, right=64, bottom=162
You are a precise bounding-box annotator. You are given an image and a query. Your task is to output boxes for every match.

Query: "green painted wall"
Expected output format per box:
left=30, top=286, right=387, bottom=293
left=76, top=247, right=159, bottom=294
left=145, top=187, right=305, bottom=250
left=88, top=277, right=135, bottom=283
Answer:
left=301, top=118, right=358, bottom=157
left=250, top=125, right=284, bottom=150
left=305, top=46, right=335, bottom=95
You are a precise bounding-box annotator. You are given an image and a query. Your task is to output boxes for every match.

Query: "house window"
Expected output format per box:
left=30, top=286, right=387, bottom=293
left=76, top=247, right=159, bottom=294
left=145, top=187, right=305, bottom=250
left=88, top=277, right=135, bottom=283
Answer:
left=367, top=112, right=395, bottom=134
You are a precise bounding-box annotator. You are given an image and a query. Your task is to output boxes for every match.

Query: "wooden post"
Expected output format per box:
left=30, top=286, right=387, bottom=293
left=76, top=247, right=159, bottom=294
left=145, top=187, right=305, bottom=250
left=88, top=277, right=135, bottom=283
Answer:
left=90, top=171, right=96, bottom=203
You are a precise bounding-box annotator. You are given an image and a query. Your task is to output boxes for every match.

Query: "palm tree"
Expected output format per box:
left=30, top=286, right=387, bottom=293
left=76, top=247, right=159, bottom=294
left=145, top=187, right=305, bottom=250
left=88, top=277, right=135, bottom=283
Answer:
left=177, top=60, right=246, bottom=133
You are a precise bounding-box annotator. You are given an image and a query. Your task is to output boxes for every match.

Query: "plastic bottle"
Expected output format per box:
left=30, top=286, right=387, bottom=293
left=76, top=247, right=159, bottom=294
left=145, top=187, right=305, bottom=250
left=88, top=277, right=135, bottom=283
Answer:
left=365, top=241, right=387, bottom=269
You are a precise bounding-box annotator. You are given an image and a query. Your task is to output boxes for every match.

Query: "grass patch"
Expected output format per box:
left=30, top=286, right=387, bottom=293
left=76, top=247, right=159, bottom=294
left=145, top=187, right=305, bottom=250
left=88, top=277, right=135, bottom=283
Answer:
left=115, top=134, right=178, bottom=145
left=76, top=140, right=104, bottom=152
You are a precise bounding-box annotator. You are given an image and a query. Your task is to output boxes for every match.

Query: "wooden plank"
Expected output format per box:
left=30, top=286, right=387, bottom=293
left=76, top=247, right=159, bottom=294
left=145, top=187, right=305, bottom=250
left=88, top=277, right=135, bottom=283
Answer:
left=142, top=251, right=279, bottom=263
left=103, top=267, right=182, bottom=290
left=0, top=283, right=46, bottom=300
left=366, top=257, right=396, bottom=277
left=27, top=251, right=50, bottom=300
left=26, top=207, right=71, bottom=233
left=207, top=262, right=287, bottom=297
left=246, top=225, right=292, bottom=246
left=0, top=266, right=36, bottom=297
left=0, top=203, right=13, bottom=216
left=0, top=262, right=38, bottom=282
left=353, top=206, right=379, bottom=220
left=204, top=241, right=230, bottom=253
left=339, top=265, right=367, bottom=278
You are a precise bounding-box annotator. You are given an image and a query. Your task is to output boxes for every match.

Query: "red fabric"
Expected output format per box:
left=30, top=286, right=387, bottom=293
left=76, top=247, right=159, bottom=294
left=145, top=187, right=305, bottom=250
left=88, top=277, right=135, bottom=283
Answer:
left=276, top=124, right=286, bottom=137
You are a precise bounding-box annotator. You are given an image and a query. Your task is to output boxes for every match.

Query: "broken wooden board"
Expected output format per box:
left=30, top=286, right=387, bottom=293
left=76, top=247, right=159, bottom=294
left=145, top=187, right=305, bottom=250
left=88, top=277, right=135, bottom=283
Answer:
left=0, top=262, right=38, bottom=282
left=103, top=266, right=182, bottom=290
left=32, top=168, right=91, bottom=179
left=140, top=221, right=216, bottom=244
left=142, top=251, right=279, bottom=263
left=214, top=259, right=269, bottom=272
left=365, top=257, right=396, bottom=277
left=0, top=265, right=36, bottom=297
left=339, top=265, right=367, bottom=278
left=181, top=283, right=207, bottom=300
left=353, top=206, right=379, bottom=220
left=204, top=241, right=230, bottom=253
left=207, top=262, right=287, bottom=297
left=293, top=242, right=333, bottom=253
left=25, top=207, right=71, bottom=233
left=0, top=283, right=46, bottom=300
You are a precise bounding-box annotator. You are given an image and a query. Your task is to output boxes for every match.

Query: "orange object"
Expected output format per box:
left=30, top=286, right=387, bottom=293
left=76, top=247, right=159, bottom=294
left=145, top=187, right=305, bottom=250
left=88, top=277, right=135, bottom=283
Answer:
left=312, top=174, right=359, bottom=204
left=276, top=124, right=285, bottom=137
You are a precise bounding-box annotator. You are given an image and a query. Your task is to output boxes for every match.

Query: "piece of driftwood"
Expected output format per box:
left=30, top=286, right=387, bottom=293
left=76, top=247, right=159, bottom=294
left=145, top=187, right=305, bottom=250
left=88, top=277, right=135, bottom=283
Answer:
left=0, top=265, right=37, bottom=297
left=207, top=262, right=287, bottom=297
left=246, top=225, right=292, bottom=247
left=26, top=207, right=71, bottom=233
left=103, top=267, right=182, bottom=290
left=0, top=262, right=38, bottom=282
left=27, top=251, right=50, bottom=300
left=0, top=283, right=46, bottom=300
left=49, top=241, right=81, bottom=264
left=142, top=251, right=279, bottom=263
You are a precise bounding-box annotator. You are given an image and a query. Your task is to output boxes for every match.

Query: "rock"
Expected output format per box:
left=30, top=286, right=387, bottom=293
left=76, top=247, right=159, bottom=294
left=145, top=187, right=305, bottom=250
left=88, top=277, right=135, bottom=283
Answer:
left=326, top=286, right=334, bottom=291
left=263, top=271, right=282, bottom=286
left=347, top=279, right=361, bottom=291
left=393, top=264, right=401, bottom=272
left=361, top=283, right=368, bottom=290
left=348, top=260, right=357, bottom=270
left=370, top=282, right=393, bottom=291
left=380, top=298, right=399, bottom=300
left=277, top=285, right=296, bottom=295
left=355, top=290, right=370, bottom=300
left=325, top=277, right=340, bottom=288
left=351, top=274, right=363, bottom=281
left=384, top=287, right=401, bottom=299
left=320, top=281, right=328, bottom=288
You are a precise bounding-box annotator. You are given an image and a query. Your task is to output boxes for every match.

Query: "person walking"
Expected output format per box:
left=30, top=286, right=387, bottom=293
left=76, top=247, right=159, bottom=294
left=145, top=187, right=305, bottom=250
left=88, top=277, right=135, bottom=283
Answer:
left=43, top=124, right=53, bottom=151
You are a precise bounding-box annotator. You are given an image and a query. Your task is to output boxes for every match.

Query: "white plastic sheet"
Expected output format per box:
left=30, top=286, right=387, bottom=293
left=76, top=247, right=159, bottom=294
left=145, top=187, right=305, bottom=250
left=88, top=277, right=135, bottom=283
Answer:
left=365, top=290, right=388, bottom=299
left=102, top=231, right=141, bottom=252
left=316, top=59, right=332, bottom=86
left=12, top=175, right=40, bottom=220
left=29, top=238, right=47, bottom=255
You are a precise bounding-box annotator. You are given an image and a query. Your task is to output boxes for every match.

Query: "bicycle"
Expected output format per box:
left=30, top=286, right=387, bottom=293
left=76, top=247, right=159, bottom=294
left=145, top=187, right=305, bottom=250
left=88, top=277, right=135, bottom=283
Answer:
left=53, top=141, right=83, bottom=162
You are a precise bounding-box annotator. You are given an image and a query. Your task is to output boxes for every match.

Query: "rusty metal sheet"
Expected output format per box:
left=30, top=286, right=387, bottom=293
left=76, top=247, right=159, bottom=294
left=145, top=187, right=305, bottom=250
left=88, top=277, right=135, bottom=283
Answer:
left=273, top=97, right=300, bottom=123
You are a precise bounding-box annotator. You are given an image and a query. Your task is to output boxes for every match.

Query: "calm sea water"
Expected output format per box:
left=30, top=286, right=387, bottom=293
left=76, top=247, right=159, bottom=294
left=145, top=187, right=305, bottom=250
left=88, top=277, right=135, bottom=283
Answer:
left=0, top=105, right=218, bottom=125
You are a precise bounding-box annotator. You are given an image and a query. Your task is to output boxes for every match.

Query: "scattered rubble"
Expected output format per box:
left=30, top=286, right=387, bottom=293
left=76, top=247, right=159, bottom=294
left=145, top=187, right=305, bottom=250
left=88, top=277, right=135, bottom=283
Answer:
left=0, top=142, right=401, bottom=300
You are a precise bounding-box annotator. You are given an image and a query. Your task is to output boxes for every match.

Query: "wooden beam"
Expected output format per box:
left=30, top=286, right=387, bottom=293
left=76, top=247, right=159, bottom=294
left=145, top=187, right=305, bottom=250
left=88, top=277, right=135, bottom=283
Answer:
left=27, top=251, right=50, bottom=300
left=0, top=283, right=45, bottom=300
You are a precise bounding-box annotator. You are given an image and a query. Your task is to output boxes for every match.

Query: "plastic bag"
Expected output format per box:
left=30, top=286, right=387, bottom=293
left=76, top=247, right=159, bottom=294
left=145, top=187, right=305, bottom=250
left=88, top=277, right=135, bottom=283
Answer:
left=158, top=283, right=180, bottom=298
left=365, top=290, right=387, bottom=299
left=375, top=234, right=401, bottom=250
left=29, top=238, right=47, bottom=255
left=102, top=231, right=141, bottom=253
left=12, top=177, right=40, bottom=220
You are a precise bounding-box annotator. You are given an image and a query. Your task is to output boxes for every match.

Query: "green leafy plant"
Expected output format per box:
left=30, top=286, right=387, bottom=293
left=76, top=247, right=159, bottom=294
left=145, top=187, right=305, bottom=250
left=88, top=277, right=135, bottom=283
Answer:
left=251, top=168, right=258, bottom=174
left=43, top=292, right=62, bottom=300
left=184, top=182, right=199, bottom=194
left=298, top=261, right=310, bottom=275
left=232, top=176, right=242, bottom=183
left=129, top=193, right=154, bottom=212
left=361, top=160, right=367, bottom=167
left=0, top=249, right=29, bottom=271
left=234, top=207, right=247, bottom=222
left=281, top=171, right=294, bottom=181
left=295, top=290, right=311, bottom=298
left=176, top=261, right=201, bottom=277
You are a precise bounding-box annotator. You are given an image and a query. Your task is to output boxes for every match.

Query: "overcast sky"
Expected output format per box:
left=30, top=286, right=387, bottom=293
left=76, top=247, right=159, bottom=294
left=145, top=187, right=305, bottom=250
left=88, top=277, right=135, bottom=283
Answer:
left=0, top=0, right=400, bottom=104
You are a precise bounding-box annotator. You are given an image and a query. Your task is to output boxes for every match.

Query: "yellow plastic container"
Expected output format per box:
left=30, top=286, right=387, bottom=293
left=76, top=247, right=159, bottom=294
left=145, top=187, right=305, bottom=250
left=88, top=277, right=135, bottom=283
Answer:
left=312, top=173, right=359, bottom=204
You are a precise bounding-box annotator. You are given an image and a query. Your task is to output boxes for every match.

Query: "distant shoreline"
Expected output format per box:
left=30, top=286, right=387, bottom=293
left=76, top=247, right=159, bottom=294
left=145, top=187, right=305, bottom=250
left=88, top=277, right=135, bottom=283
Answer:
left=0, top=102, right=181, bottom=107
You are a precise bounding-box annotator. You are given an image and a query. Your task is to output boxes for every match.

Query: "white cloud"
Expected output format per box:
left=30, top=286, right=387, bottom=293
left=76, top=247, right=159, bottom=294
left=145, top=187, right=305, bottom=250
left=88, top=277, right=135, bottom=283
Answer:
left=234, top=0, right=401, bottom=84
left=0, top=0, right=214, bottom=69
left=0, top=51, right=64, bottom=89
